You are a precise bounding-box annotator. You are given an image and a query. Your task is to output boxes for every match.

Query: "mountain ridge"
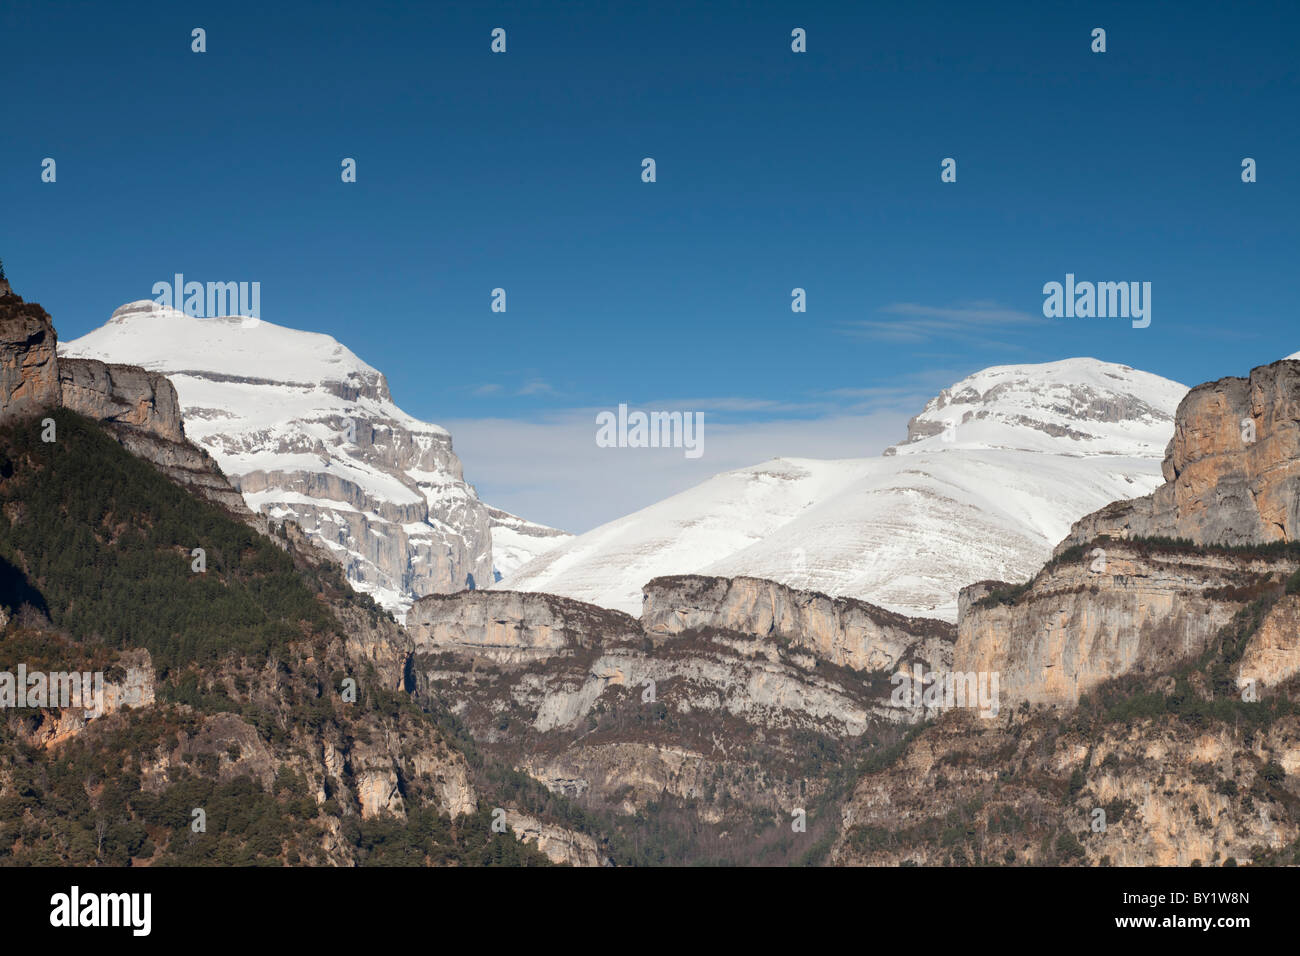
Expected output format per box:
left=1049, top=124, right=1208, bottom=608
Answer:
left=61, top=301, right=570, bottom=616
left=499, top=357, right=1188, bottom=621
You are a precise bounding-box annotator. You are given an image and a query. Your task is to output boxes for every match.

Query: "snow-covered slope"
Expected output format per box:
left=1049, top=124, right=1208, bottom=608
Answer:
left=498, top=358, right=1189, bottom=621
left=487, top=507, right=574, bottom=582
left=62, top=301, right=567, bottom=616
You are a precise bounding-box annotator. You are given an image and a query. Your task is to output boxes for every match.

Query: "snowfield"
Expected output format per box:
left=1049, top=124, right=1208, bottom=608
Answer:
left=62, top=301, right=570, bottom=617
left=499, top=358, right=1189, bottom=621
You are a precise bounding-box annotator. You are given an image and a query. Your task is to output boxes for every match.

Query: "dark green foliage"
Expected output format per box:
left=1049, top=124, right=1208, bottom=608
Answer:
left=1055, top=830, right=1085, bottom=860
left=971, top=579, right=1034, bottom=609
left=0, top=410, right=336, bottom=668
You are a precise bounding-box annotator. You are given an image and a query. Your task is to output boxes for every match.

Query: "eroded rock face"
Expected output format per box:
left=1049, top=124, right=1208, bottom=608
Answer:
left=956, top=546, right=1296, bottom=708
left=1237, top=594, right=1300, bottom=690
left=1061, top=359, right=1300, bottom=549
left=832, top=708, right=1300, bottom=867
left=0, top=293, right=250, bottom=516
left=503, top=810, right=609, bottom=867
left=61, top=301, right=503, bottom=617
left=17, top=649, right=156, bottom=750
left=642, top=575, right=953, bottom=674
left=57, top=356, right=251, bottom=515
left=409, top=578, right=946, bottom=838
left=0, top=296, right=60, bottom=423
left=408, top=589, right=640, bottom=665
left=59, top=358, right=184, bottom=442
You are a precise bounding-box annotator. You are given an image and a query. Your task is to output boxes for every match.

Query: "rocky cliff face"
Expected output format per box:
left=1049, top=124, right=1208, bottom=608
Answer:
left=0, top=295, right=60, bottom=424
left=832, top=704, right=1300, bottom=867
left=1237, top=594, right=1300, bottom=690
left=642, top=575, right=953, bottom=673
left=58, top=356, right=251, bottom=515
left=503, top=809, right=610, bottom=867
left=829, top=357, right=1300, bottom=867
left=61, top=302, right=521, bottom=617
left=956, top=544, right=1297, bottom=707
left=0, top=293, right=249, bottom=516
left=408, top=588, right=639, bottom=665
left=408, top=577, right=949, bottom=856
left=59, top=357, right=184, bottom=442
left=1061, top=359, right=1300, bottom=549
left=17, top=649, right=156, bottom=751
left=956, top=357, right=1300, bottom=712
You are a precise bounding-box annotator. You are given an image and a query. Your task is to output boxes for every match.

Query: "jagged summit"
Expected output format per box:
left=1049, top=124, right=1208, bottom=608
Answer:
left=499, top=358, right=1188, bottom=621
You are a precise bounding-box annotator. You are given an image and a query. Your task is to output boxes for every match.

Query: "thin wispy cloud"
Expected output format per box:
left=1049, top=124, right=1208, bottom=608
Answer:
left=841, top=301, right=1043, bottom=345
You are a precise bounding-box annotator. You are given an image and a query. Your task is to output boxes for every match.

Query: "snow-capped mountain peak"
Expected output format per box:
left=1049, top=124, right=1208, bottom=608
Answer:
left=93, top=301, right=401, bottom=403
left=499, top=358, right=1188, bottom=621
left=62, top=302, right=567, bottom=616
left=888, top=357, right=1184, bottom=458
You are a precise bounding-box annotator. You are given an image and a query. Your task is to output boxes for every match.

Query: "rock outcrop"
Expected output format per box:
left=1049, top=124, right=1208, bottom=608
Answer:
left=956, top=543, right=1297, bottom=707
left=59, top=356, right=251, bottom=515
left=17, top=649, right=156, bottom=750
left=956, top=358, right=1300, bottom=710
left=408, top=589, right=640, bottom=665
left=0, top=295, right=60, bottom=423
left=832, top=706, right=1300, bottom=867
left=503, top=809, right=609, bottom=867
left=408, top=577, right=949, bottom=854
left=59, top=357, right=184, bottom=442
left=1060, top=359, right=1300, bottom=549
left=643, top=575, right=953, bottom=673
left=1236, top=593, right=1300, bottom=690
left=61, top=301, right=512, bottom=617
left=0, top=291, right=250, bottom=516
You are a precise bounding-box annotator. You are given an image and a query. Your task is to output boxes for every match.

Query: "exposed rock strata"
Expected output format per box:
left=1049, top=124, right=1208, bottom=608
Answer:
left=1061, top=359, right=1300, bottom=548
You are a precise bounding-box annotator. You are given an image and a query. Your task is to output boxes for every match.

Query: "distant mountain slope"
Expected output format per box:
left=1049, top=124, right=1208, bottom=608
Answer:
left=62, top=301, right=566, bottom=616
left=499, top=358, right=1188, bottom=620
left=487, top=507, right=574, bottom=582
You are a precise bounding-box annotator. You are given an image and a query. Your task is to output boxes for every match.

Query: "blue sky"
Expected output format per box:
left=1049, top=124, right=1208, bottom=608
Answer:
left=3, top=0, right=1298, bottom=530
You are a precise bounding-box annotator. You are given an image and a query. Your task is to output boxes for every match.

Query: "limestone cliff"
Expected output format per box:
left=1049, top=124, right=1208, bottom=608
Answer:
left=642, top=575, right=953, bottom=673
left=0, top=291, right=250, bottom=516
left=0, top=295, right=60, bottom=423
left=956, top=543, right=1297, bottom=707
left=831, top=356, right=1300, bottom=867
left=504, top=809, right=610, bottom=867
left=408, top=589, right=640, bottom=665
left=59, top=356, right=250, bottom=515
left=407, top=578, right=947, bottom=855
left=1061, top=358, right=1300, bottom=549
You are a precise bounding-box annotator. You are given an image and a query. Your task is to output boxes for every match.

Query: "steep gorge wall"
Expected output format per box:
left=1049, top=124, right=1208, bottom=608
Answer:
left=642, top=574, right=954, bottom=673
left=959, top=358, right=1300, bottom=710
left=1, top=292, right=250, bottom=515
left=407, top=589, right=641, bottom=664
left=956, top=546, right=1295, bottom=707
left=1060, top=359, right=1300, bottom=549
left=0, top=298, right=60, bottom=422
